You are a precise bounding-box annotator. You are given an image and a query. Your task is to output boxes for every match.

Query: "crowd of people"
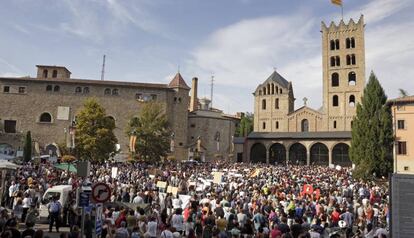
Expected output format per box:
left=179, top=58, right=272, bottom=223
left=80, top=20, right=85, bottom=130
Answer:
left=0, top=160, right=389, bottom=238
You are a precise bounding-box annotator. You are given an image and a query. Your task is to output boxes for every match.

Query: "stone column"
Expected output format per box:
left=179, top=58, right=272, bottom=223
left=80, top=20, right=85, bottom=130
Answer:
left=286, top=150, right=289, bottom=166
left=306, top=151, right=310, bottom=166
left=266, top=148, right=270, bottom=164
left=328, top=148, right=332, bottom=165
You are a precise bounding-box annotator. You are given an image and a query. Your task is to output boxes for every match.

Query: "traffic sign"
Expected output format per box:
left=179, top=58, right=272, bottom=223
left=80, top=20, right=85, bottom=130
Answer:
left=92, top=182, right=111, bottom=203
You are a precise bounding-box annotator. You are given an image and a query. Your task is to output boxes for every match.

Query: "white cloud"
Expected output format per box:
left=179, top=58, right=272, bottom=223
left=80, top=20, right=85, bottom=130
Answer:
left=187, top=12, right=322, bottom=112
left=56, top=0, right=170, bottom=43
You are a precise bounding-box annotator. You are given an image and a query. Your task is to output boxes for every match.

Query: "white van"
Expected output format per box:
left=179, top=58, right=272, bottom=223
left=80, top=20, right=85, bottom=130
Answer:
left=39, top=185, right=72, bottom=222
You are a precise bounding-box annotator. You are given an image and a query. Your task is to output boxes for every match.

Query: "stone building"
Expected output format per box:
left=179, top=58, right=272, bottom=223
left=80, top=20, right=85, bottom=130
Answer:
left=0, top=65, right=240, bottom=161
left=247, top=16, right=366, bottom=166
left=187, top=77, right=240, bottom=161
left=389, top=96, right=414, bottom=174
left=0, top=65, right=190, bottom=160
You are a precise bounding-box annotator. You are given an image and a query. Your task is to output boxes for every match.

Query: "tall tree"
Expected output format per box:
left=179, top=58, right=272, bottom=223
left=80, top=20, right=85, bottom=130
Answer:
left=74, top=98, right=117, bottom=161
left=126, top=102, right=170, bottom=162
left=235, top=112, right=254, bottom=137
left=350, top=72, right=393, bottom=178
left=23, top=131, right=32, bottom=162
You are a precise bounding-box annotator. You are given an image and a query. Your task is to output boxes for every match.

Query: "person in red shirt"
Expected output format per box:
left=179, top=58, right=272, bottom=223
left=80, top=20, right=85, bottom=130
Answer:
left=330, top=208, right=341, bottom=227
left=270, top=223, right=282, bottom=238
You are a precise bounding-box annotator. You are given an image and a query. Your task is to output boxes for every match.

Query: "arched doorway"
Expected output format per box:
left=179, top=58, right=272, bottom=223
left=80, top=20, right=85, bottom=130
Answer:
left=269, top=143, right=286, bottom=165
left=332, top=143, right=351, bottom=166
left=310, top=143, right=329, bottom=165
left=289, top=143, right=307, bottom=165
left=250, top=143, right=266, bottom=163
left=45, top=144, right=59, bottom=157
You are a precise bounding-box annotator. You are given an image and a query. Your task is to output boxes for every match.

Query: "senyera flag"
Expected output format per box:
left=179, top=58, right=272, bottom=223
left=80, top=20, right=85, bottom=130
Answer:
left=331, top=0, right=342, bottom=6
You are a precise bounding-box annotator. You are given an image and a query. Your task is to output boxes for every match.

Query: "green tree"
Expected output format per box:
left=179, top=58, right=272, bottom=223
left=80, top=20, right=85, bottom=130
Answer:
left=23, top=131, right=32, bottom=162
left=126, top=102, right=170, bottom=162
left=74, top=98, right=117, bottom=161
left=350, top=72, right=393, bottom=179
left=235, top=112, right=254, bottom=137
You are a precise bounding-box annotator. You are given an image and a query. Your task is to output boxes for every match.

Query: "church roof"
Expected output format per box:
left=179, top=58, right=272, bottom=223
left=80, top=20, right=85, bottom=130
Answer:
left=248, top=131, right=351, bottom=139
left=388, top=95, right=414, bottom=104
left=265, top=70, right=290, bottom=88
left=168, top=73, right=190, bottom=90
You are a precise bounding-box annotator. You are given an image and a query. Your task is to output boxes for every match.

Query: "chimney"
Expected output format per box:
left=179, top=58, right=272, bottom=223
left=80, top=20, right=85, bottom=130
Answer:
left=190, top=77, right=198, bottom=111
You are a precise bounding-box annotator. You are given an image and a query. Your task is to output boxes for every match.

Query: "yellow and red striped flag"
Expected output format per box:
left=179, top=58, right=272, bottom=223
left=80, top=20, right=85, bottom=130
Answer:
left=331, top=0, right=342, bottom=6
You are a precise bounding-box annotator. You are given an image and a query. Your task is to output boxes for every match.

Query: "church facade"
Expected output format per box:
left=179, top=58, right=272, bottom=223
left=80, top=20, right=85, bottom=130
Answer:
left=246, top=16, right=366, bottom=166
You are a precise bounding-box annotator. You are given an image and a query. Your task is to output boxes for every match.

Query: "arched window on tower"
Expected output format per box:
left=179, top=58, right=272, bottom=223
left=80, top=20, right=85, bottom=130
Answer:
left=271, top=83, right=275, bottom=94
left=346, top=38, right=351, bottom=49
left=335, top=39, right=340, bottom=50
left=83, top=87, right=89, bottom=94
left=258, top=90, right=262, bottom=96
left=350, top=37, right=355, bottom=48
left=330, top=57, right=336, bottom=67
left=43, top=69, right=48, bottom=78
left=351, top=54, right=356, bottom=65
left=53, top=85, right=60, bottom=92
left=262, top=99, right=266, bottom=110
left=330, top=40, right=335, bottom=50
left=262, top=122, right=266, bottom=130
left=280, top=88, right=282, bottom=94
left=52, top=70, right=58, bottom=78
left=46, top=85, right=52, bottom=91
left=75, top=87, right=82, bottom=93
left=263, top=87, right=266, bottom=95
left=348, top=72, right=356, bottom=85
left=335, top=56, right=340, bottom=66
left=275, top=98, right=279, bottom=109
left=112, top=88, right=119, bottom=95
left=331, top=73, right=339, bottom=87
left=349, top=95, right=355, bottom=107
left=333, top=95, right=339, bottom=107
left=104, top=88, right=111, bottom=95
left=346, top=55, right=351, bottom=65
left=276, top=121, right=279, bottom=129
left=334, top=120, right=337, bottom=129
left=301, top=119, right=309, bottom=132
left=267, top=84, right=270, bottom=95
left=276, top=86, right=279, bottom=94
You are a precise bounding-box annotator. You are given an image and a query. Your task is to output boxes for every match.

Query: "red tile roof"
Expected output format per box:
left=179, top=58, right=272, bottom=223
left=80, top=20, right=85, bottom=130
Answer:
left=168, top=73, right=190, bottom=90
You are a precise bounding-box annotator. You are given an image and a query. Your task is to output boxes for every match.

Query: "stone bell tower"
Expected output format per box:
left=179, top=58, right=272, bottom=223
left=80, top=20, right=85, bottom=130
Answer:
left=321, top=15, right=365, bottom=131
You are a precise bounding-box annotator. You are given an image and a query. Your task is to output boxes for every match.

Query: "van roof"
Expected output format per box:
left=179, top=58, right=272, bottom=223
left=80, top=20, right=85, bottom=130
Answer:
left=46, top=185, right=72, bottom=192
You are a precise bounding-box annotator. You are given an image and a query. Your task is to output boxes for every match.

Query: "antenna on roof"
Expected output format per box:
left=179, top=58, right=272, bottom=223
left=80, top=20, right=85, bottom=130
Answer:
left=101, top=55, right=106, bottom=81
left=210, top=73, right=214, bottom=109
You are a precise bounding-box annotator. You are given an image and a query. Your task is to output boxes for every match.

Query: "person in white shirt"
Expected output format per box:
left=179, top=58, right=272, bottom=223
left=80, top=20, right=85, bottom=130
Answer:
left=146, top=216, right=158, bottom=238
left=8, top=181, right=18, bottom=208
left=171, top=209, right=184, bottom=234
left=21, top=193, right=32, bottom=222
left=160, top=225, right=174, bottom=238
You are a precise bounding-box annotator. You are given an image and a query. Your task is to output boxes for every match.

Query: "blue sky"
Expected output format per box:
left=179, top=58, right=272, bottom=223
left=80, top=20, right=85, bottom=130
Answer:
left=1, top=0, right=413, bottom=114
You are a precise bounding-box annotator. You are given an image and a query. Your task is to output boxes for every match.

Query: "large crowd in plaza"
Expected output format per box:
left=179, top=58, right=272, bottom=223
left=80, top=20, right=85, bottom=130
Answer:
left=0, top=160, right=390, bottom=238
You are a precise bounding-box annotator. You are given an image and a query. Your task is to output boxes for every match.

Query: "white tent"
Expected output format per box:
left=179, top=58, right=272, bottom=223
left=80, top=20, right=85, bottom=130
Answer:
left=0, top=160, right=20, bottom=170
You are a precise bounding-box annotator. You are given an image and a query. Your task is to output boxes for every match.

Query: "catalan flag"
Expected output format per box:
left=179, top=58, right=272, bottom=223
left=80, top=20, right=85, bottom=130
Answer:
left=331, top=0, right=342, bottom=6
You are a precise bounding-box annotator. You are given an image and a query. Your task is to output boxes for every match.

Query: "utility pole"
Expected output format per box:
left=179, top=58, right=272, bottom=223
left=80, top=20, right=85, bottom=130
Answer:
left=210, top=74, right=214, bottom=109
left=101, top=55, right=106, bottom=81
